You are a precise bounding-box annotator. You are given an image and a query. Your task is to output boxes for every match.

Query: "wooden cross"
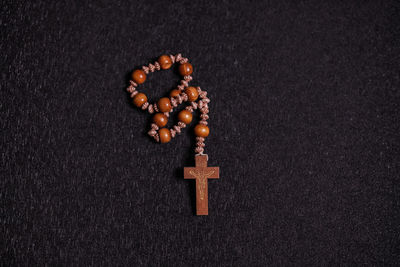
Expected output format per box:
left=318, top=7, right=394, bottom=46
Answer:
left=184, top=155, right=219, bottom=215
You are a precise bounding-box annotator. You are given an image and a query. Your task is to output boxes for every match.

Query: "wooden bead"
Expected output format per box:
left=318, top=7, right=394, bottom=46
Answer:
left=158, top=55, right=172, bottom=70
left=170, top=89, right=181, bottom=98
left=159, top=128, right=171, bottom=143
left=179, top=63, right=193, bottom=76
left=185, top=86, right=199, bottom=102
left=178, top=110, right=193, bottom=124
left=132, top=69, right=146, bottom=84
left=133, top=93, right=147, bottom=107
left=157, top=97, right=172, bottom=113
left=194, top=124, right=209, bottom=137
left=153, top=113, right=168, bottom=127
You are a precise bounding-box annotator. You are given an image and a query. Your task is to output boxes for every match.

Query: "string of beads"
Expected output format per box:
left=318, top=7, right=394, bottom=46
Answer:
left=126, top=54, right=210, bottom=155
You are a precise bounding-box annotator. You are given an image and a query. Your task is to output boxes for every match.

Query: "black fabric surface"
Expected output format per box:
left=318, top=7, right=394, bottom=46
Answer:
left=2, top=1, right=400, bottom=266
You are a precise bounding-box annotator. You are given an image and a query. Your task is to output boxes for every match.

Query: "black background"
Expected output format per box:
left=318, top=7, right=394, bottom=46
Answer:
left=2, top=0, right=400, bottom=266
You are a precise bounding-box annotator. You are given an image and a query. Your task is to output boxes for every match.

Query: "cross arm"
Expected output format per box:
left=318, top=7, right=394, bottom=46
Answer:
left=204, top=167, right=219, bottom=179
left=184, top=167, right=220, bottom=179
left=184, top=167, right=197, bottom=179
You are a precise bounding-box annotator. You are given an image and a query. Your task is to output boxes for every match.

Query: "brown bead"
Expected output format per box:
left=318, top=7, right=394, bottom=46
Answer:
left=179, top=63, right=193, bottom=76
left=157, top=97, right=172, bottom=113
left=194, top=124, right=209, bottom=137
left=178, top=110, right=193, bottom=124
left=132, top=69, right=146, bottom=84
left=159, top=128, right=171, bottom=143
left=133, top=93, right=147, bottom=107
left=185, top=86, right=199, bottom=102
left=153, top=113, right=168, bottom=127
left=170, top=89, right=181, bottom=98
left=158, top=55, right=172, bottom=70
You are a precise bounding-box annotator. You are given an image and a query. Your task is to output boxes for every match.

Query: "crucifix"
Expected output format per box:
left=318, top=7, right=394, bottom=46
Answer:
left=184, top=155, right=219, bottom=215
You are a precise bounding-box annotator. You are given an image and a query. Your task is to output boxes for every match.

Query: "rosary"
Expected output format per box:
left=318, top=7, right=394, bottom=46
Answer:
left=126, top=54, right=220, bottom=215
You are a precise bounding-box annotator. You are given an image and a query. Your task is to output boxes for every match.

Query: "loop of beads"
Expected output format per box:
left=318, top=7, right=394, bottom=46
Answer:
left=126, top=54, right=210, bottom=155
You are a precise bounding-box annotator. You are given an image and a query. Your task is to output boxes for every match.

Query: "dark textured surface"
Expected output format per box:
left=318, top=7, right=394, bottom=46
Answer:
left=1, top=0, right=400, bottom=266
